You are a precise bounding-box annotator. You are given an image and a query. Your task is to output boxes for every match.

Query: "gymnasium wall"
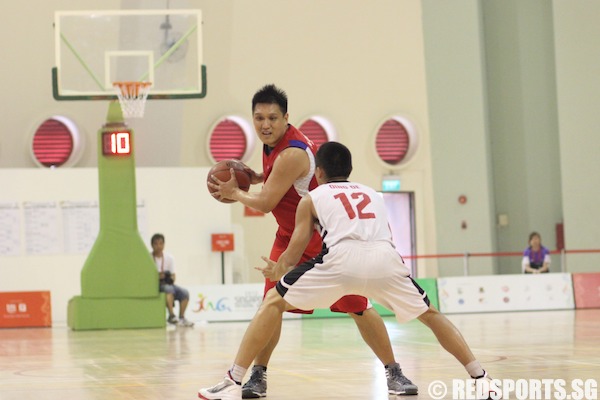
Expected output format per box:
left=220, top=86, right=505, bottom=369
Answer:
left=0, top=0, right=599, bottom=320
left=1, top=0, right=440, bottom=280
left=482, top=0, right=563, bottom=274
left=180, top=0, right=439, bottom=279
left=420, top=0, right=599, bottom=275
left=552, top=0, right=600, bottom=271
left=421, top=0, right=497, bottom=276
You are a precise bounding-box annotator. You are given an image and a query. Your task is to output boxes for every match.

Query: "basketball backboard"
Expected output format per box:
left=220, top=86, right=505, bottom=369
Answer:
left=53, top=9, right=206, bottom=100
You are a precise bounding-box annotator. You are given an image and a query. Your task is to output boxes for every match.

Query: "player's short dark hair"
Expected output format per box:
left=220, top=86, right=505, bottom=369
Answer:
left=315, top=142, right=353, bottom=180
left=252, top=84, right=288, bottom=114
left=151, top=233, right=165, bottom=245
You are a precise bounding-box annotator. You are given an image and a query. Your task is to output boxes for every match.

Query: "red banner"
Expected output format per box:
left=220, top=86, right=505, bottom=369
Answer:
left=0, top=291, right=52, bottom=328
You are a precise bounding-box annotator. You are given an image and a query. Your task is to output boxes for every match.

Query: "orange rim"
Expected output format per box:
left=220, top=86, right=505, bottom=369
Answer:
left=113, top=81, right=152, bottom=97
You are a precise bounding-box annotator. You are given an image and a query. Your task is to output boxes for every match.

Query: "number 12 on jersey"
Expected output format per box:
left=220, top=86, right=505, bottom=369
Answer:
left=334, top=192, right=375, bottom=219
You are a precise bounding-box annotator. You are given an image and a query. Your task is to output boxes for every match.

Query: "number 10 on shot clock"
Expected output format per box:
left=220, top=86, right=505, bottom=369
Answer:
left=102, top=131, right=132, bottom=156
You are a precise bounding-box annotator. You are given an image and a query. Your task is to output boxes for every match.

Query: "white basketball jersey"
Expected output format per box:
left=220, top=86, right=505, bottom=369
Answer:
left=309, top=181, right=395, bottom=249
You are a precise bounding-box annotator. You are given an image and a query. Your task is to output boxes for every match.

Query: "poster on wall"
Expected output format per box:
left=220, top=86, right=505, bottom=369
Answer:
left=0, top=202, right=21, bottom=256
left=23, top=201, right=61, bottom=255
left=61, top=200, right=99, bottom=254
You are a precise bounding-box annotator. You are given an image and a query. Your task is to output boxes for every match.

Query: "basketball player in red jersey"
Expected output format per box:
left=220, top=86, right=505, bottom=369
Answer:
left=208, top=84, right=417, bottom=398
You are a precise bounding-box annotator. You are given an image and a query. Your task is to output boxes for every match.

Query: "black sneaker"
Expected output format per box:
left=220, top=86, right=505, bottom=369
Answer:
left=242, top=367, right=267, bottom=398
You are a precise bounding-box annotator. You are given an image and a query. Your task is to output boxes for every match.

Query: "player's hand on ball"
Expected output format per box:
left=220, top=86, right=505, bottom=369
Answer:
left=206, top=159, right=251, bottom=203
left=208, top=168, right=239, bottom=201
left=241, top=165, right=264, bottom=185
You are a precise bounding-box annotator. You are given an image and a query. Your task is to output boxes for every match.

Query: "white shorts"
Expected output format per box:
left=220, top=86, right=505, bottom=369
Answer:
left=275, top=241, right=430, bottom=322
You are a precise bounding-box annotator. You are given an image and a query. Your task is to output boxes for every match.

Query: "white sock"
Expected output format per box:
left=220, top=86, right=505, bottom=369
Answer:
left=229, top=364, right=247, bottom=384
left=465, top=360, right=485, bottom=378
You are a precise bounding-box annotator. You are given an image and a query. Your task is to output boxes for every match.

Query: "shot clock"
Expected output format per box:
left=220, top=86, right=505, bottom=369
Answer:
left=102, top=131, right=131, bottom=156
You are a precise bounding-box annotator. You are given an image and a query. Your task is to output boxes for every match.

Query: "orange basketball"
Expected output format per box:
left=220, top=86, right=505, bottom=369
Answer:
left=207, top=159, right=251, bottom=203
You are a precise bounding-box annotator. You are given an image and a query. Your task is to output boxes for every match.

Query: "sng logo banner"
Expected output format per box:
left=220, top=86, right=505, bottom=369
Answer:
left=192, top=289, right=262, bottom=314
left=188, top=283, right=301, bottom=322
left=186, top=284, right=272, bottom=322
left=193, top=293, right=233, bottom=313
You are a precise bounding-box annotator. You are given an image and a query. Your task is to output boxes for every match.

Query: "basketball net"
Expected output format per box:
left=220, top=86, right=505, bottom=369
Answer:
left=113, top=81, right=152, bottom=118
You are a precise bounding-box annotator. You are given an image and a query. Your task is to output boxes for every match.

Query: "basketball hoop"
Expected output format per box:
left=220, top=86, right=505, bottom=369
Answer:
left=113, top=81, right=152, bottom=118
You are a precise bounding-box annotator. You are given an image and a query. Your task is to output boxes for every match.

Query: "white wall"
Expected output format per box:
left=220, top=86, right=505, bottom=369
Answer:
left=0, top=167, right=232, bottom=323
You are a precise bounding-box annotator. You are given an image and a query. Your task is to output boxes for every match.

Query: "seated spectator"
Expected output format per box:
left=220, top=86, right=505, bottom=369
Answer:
left=522, top=232, right=551, bottom=274
left=150, top=233, right=194, bottom=326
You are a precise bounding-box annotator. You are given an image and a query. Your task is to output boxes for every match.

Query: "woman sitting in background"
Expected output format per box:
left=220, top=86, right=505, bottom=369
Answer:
left=522, top=232, right=551, bottom=274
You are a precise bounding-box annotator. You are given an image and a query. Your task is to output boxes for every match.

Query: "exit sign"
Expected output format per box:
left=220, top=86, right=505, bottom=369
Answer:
left=382, top=177, right=401, bottom=192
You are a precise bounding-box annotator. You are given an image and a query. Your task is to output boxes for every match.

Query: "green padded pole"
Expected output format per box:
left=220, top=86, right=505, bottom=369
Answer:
left=81, top=102, right=158, bottom=297
left=68, top=102, right=165, bottom=330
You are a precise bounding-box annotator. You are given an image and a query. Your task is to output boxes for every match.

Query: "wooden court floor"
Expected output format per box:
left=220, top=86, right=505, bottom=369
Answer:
left=0, top=309, right=598, bottom=400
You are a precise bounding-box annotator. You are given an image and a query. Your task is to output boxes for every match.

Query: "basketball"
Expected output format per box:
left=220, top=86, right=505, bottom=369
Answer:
left=207, top=159, right=251, bottom=203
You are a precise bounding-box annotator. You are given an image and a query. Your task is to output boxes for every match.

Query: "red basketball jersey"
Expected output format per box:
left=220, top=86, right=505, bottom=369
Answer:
left=263, top=124, right=319, bottom=240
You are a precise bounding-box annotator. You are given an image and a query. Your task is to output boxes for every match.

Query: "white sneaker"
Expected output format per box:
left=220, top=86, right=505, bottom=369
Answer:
left=473, top=370, right=501, bottom=400
left=199, top=374, right=242, bottom=400
left=178, top=317, right=194, bottom=327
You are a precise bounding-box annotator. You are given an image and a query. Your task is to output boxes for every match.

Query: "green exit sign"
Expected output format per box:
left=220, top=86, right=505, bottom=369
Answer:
left=382, top=177, right=401, bottom=192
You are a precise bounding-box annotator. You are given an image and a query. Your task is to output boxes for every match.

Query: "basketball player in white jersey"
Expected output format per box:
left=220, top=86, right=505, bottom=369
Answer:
left=199, top=142, right=498, bottom=400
